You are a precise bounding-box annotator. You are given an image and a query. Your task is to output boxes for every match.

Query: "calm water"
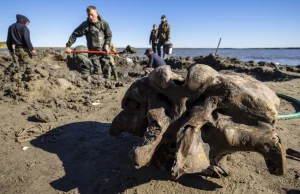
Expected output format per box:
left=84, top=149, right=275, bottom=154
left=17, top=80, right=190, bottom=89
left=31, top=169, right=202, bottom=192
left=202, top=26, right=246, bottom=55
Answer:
left=1, top=48, right=299, bottom=66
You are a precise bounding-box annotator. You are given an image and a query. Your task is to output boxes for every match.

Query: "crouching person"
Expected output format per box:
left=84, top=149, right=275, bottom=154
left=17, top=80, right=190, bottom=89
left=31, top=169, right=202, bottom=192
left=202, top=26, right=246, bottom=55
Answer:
left=69, top=45, right=93, bottom=75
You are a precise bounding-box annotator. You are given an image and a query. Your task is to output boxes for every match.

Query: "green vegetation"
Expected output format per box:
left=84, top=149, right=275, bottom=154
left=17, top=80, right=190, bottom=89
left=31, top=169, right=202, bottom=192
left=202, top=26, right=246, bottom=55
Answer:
left=0, top=42, right=7, bottom=48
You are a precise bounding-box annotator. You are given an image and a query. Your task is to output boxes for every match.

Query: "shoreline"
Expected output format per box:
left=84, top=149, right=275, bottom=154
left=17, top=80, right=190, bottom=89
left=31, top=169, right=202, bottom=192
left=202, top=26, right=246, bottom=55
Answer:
left=1, top=47, right=299, bottom=66
left=1, top=47, right=300, bottom=49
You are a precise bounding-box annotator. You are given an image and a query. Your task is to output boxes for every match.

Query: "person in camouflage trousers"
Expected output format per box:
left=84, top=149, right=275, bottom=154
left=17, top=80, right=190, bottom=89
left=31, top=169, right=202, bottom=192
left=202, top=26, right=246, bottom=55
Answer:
left=70, top=45, right=93, bottom=75
left=108, top=42, right=119, bottom=80
left=15, top=47, right=33, bottom=64
left=6, top=14, right=37, bottom=64
left=65, top=5, right=112, bottom=78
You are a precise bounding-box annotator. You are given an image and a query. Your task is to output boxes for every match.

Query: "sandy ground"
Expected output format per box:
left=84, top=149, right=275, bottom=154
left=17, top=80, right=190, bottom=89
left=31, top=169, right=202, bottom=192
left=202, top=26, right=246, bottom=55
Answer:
left=0, top=51, right=299, bottom=194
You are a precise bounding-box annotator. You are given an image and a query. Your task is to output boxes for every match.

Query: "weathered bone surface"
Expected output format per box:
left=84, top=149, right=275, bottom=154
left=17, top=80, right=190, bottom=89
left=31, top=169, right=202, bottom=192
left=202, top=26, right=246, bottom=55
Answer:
left=110, top=64, right=286, bottom=179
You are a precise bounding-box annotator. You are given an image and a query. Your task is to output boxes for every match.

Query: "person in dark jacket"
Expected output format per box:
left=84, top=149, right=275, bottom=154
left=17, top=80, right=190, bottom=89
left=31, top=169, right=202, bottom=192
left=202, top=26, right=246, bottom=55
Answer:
left=144, top=48, right=166, bottom=68
left=149, top=24, right=158, bottom=53
left=157, top=15, right=171, bottom=59
left=6, top=14, right=37, bottom=64
left=65, top=5, right=112, bottom=78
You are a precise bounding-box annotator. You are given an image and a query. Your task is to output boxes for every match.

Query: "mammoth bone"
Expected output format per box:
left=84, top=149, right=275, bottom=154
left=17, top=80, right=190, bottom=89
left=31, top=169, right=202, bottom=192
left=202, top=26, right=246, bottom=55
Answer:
left=110, top=64, right=286, bottom=179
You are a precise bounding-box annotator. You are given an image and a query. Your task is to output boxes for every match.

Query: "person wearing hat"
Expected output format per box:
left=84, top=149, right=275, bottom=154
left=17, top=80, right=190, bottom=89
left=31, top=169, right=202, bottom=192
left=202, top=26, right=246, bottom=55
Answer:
left=157, top=15, right=171, bottom=59
left=6, top=14, right=37, bottom=64
left=144, top=48, right=166, bottom=68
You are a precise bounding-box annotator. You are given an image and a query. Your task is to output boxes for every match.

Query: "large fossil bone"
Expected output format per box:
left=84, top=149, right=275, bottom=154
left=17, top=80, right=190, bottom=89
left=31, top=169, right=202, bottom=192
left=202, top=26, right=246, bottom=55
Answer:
left=110, top=64, right=286, bottom=179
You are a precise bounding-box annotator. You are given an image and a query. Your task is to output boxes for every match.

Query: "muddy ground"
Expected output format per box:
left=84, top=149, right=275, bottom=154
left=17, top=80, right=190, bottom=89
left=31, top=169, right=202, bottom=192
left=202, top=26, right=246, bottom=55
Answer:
left=0, top=49, right=299, bottom=194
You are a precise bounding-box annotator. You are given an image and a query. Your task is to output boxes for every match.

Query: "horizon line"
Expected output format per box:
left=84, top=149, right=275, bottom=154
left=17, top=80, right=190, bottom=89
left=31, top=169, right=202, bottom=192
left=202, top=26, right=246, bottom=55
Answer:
left=1, top=46, right=300, bottom=49
left=26, top=46, right=300, bottom=49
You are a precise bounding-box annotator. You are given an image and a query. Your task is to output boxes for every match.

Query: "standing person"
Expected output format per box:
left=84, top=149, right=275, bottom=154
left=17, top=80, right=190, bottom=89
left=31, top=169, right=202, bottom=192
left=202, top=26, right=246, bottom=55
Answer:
left=108, top=42, right=118, bottom=80
left=6, top=14, right=37, bottom=64
left=157, top=15, right=170, bottom=59
left=149, top=24, right=158, bottom=53
left=65, top=5, right=112, bottom=78
left=144, top=48, right=166, bottom=69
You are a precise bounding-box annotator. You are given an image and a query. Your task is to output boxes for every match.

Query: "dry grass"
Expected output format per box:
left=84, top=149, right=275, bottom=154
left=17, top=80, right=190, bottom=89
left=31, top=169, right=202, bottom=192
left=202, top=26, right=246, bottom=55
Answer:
left=0, top=42, right=7, bottom=48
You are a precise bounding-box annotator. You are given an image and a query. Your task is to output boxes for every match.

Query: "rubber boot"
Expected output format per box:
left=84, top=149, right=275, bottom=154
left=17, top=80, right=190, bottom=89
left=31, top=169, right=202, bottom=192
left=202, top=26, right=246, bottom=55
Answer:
left=112, top=69, right=118, bottom=81
left=104, top=67, right=111, bottom=79
left=107, top=70, right=111, bottom=79
left=113, top=71, right=118, bottom=81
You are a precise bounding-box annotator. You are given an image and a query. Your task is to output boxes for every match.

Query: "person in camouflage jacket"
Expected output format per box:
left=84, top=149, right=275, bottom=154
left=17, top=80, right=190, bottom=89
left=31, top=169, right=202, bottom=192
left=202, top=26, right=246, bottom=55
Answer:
left=65, top=5, right=112, bottom=78
left=69, top=45, right=93, bottom=75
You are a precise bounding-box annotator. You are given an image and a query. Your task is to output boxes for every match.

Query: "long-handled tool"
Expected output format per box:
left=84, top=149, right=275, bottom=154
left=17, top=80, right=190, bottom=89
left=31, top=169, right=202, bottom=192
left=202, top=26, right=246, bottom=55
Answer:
left=71, top=45, right=137, bottom=55
left=69, top=45, right=136, bottom=80
left=71, top=50, right=123, bottom=54
left=215, top=38, right=222, bottom=55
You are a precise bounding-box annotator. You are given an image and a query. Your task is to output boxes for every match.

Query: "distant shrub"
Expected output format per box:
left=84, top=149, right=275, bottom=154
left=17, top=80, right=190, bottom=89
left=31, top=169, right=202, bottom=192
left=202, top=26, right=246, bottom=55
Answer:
left=0, top=42, right=7, bottom=48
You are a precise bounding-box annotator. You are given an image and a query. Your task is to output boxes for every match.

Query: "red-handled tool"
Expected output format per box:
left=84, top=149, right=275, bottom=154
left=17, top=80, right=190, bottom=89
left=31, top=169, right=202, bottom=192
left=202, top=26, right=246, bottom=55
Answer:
left=71, top=45, right=137, bottom=55
left=71, top=50, right=123, bottom=55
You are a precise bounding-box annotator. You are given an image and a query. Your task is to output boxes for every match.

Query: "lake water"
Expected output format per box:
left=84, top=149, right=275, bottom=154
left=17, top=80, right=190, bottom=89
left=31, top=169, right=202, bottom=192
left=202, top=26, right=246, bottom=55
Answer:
left=1, top=48, right=299, bottom=66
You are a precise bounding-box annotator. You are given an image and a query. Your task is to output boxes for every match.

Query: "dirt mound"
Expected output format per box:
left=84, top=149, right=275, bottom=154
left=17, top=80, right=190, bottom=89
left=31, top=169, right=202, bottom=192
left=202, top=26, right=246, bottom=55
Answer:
left=0, top=49, right=140, bottom=119
left=0, top=49, right=299, bottom=122
left=165, top=54, right=300, bottom=81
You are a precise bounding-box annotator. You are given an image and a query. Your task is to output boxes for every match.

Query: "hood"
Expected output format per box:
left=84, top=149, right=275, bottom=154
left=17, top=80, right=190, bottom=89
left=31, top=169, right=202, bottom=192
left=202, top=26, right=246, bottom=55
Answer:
left=16, top=14, right=30, bottom=24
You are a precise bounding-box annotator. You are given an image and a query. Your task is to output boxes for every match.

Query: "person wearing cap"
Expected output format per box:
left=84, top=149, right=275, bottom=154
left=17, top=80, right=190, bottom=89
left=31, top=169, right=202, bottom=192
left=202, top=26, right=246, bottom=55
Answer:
left=6, top=14, right=37, bottom=64
left=144, top=48, right=166, bottom=69
left=149, top=24, right=158, bottom=53
left=157, top=15, right=171, bottom=59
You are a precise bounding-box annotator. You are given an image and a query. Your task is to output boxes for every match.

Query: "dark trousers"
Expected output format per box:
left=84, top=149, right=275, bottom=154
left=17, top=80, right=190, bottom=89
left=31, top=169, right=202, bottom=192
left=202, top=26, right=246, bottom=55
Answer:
left=157, top=41, right=166, bottom=58
left=152, top=43, right=157, bottom=53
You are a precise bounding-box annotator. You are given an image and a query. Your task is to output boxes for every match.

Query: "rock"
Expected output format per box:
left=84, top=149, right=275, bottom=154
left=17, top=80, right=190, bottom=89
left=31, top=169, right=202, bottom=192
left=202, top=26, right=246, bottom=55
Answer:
left=56, top=78, right=74, bottom=90
left=54, top=99, right=67, bottom=109
left=115, top=82, right=124, bottom=87
left=35, top=67, right=49, bottom=79
left=30, top=109, right=56, bottom=123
